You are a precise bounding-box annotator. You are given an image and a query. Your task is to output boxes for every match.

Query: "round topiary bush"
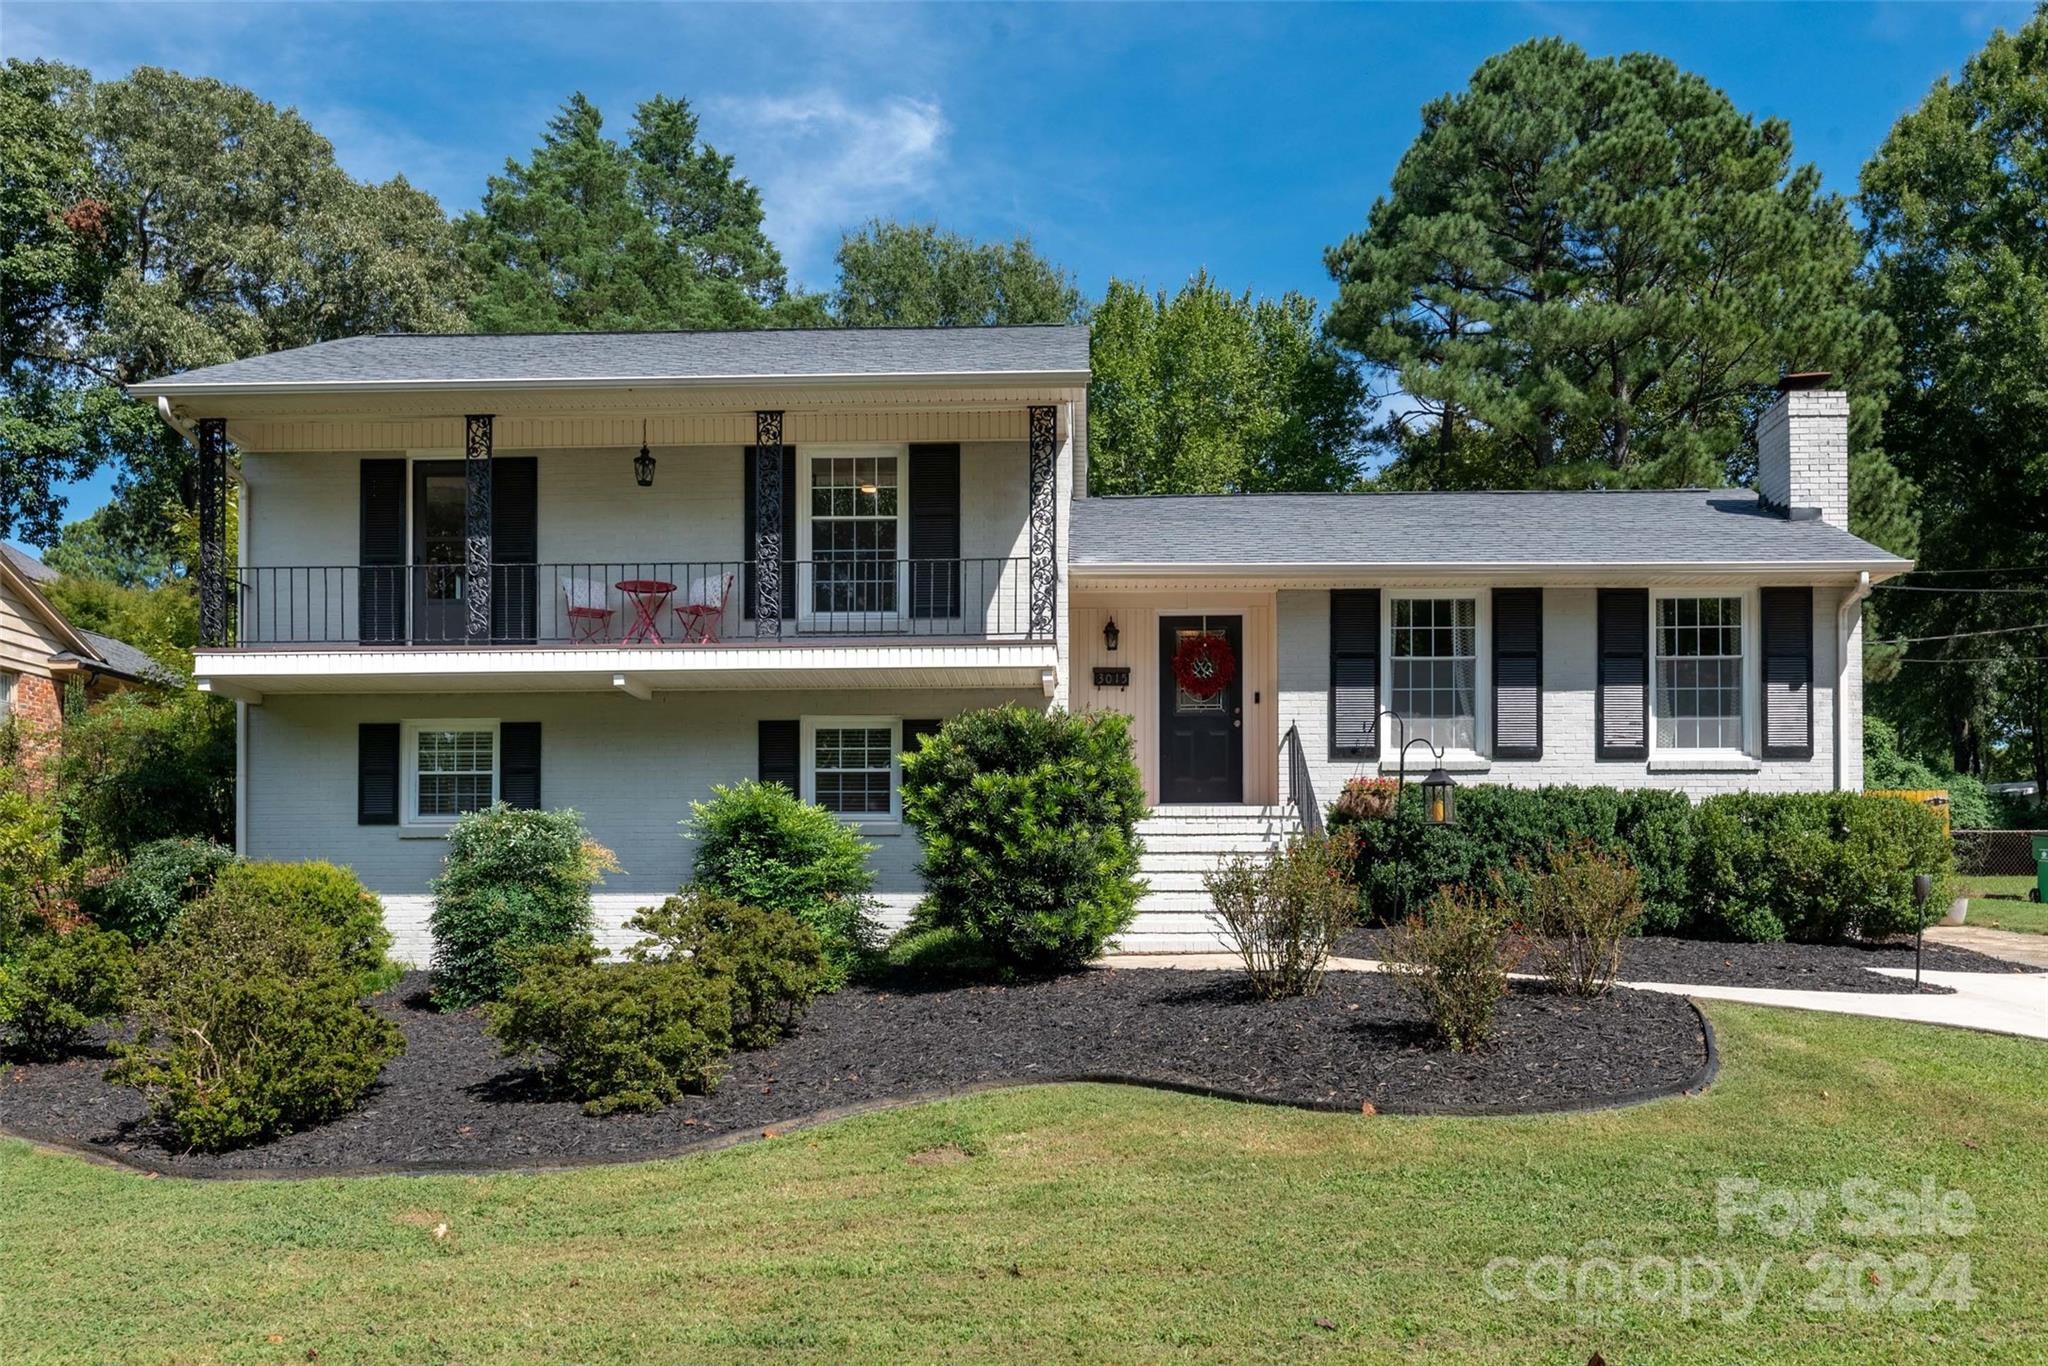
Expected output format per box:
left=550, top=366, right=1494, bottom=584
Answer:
left=202, top=860, right=397, bottom=996
left=429, top=805, right=617, bottom=1008
left=686, top=782, right=878, bottom=979
left=900, top=705, right=1147, bottom=972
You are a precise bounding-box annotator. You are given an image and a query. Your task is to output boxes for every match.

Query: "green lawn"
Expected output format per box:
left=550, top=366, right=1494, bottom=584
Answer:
left=3, top=1004, right=2045, bottom=1363
left=1962, top=874, right=2047, bottom=935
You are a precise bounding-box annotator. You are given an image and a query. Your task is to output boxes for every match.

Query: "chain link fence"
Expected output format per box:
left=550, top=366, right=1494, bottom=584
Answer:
left=1952, top=829, right=2046, bottom=878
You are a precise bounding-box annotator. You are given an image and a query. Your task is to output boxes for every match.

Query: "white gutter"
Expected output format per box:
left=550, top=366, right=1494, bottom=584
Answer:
left=1073, top=559, right=1913, bottom=581
left=1836, top=570, right=1873, bottom=792
left=127, top=368, right=1092, bottom=400
left=155, top=395, right=197, bottom=443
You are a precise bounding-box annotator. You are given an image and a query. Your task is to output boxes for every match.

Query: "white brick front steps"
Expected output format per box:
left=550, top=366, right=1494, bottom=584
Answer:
left=1119, top=804, right=1299, bottom=952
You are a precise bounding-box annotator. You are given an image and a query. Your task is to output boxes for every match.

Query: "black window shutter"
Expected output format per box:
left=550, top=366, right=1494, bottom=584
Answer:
left=903, top=719, right=942, bottom=753
left=500, top=722, right=542, bottom=809
left=1492, top=587, right=1543, bottom=759
left=907, top=444, right=961, bottom=618
left=742, top=446, right=798, bottom=620
left=1597, top=589, right=1649, bottom=760
left=491, top=457, right=538, bottom=643
left=359, top=460, right=406, bottom=643
left=357, top=722, right=400, bottom=825
left=1760, top=587, right=1814, bottom=760
left=758, top=719, right=801, bottom=793
left=1330, top=589, right=1380, bottom=759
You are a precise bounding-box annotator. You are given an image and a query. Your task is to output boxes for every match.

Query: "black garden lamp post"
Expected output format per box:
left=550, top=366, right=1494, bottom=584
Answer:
left=1421, top=765, right=1457, bottom=827
left=634, top=421, right=657, bottom=487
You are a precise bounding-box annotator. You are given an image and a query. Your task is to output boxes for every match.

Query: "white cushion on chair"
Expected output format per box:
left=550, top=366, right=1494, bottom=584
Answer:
left=562, top=577, right=610, bottom=612
left=681, top=572, right=732, bottom=611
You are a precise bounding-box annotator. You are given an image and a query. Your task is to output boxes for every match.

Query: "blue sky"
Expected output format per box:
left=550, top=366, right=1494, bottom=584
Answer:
left=5, top=0, right=2035, bottom=535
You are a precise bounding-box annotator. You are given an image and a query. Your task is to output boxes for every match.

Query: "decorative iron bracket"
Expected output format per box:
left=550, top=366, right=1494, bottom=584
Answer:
left=196, top=418, right=230, bottom=648
left=465, top=414, right=493, bottom=643
left=1027, top=405, right=1058, bottom=639
left=755, top=410, right=784, bottom=638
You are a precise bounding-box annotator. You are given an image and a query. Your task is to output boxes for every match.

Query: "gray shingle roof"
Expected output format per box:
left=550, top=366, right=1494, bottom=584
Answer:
left=2, top=543, right=58, bottom=583
left=3, top=545, right=174, bottom=681
left=130, top=326, right=1091, bottom=394
left=1070, top=490, right=1910, bottom=571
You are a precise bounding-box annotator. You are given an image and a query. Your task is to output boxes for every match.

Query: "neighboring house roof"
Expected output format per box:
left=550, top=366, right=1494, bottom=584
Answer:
left=1069, top=489, right=1912, bottom=575
left=127, top=326, right=1093, bottom=396
left=0, top=544, right=173, bottom=685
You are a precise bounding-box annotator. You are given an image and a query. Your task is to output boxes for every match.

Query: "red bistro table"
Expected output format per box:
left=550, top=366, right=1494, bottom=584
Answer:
left=615, top=579, right=675, bottom=645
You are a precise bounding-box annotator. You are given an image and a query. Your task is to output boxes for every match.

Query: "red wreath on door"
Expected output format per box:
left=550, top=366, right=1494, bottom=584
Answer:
left=1171, top=632, right=1237, bottom=700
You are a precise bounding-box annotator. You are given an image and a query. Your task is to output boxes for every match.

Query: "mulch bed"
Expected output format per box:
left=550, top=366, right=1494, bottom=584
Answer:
left=0, top=968, right=1711, bottom=1177
left=1334, top=928, right=2038, bottom=995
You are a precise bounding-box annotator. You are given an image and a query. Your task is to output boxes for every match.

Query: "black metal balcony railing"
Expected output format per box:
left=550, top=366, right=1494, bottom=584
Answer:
left=217, top=559, right=1046, bottom=648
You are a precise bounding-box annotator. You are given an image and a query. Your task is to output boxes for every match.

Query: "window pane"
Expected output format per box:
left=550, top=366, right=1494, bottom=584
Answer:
left=1389, top=597, right=1477, bottom=751
left=814, top=726, right=894, bottom=815
left=1655, top=598, right=1743, bottom=748
left=416, top=727, right=494, bottom=818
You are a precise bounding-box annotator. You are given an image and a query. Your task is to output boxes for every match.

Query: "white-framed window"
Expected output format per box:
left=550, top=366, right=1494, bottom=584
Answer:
left=802, top=716, right=899, bottom=822
left=403, top=719, right=499, bottom=824
left=1653, top=595, right=1749, bottom=752
left=797, top=446, right=907, bottom=624
left=1386, top=592, right=1485, bottom=755
left=0, top=670, right=15, bottom=721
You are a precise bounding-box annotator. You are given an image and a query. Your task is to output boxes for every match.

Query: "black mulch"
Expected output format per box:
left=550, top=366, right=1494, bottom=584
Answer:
left=0, top=968, right=1710, bottom=1177
left=1334, top=927, right=2038, bottom=996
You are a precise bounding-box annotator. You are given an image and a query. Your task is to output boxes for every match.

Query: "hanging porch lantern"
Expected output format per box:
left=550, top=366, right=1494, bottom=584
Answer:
left=1103, top=617, right=1120, bottom=652
left=634, top=420, right=656, bottom=487
left=1421, top=766, right=1457, bottom=826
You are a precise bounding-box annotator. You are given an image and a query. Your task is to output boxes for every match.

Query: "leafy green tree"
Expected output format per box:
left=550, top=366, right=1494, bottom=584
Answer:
left=831, top=219, right=1083, bottom=327
left=1861, top=11, right=2048, bottom=787
left=2, top=63, right=469, bottom=553
left=463, top=92, right=800, bottom=332
left=1325, top=37, right=1912, bottom=553
left=42, top=507, right=172, bottom=586
left=1088, top=273, right=1373, bottom=494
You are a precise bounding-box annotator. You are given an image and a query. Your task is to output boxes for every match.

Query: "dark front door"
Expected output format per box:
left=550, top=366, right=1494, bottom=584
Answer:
left=412, top=461, right=468, bottom=644
left=1159, top=614, right=1244, bottom=804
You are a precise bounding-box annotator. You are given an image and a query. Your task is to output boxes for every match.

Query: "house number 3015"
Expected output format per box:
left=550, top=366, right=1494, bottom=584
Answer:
left=1093, top=667, right=1131, bottom=688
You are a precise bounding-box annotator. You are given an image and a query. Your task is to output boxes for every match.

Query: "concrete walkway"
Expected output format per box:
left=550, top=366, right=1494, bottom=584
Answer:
left=1097, top=952, right=2048, bottom=1043
left=1925, top=924, right=2048, bottom=970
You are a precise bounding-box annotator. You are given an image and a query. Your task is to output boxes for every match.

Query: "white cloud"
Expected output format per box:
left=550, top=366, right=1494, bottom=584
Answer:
left=710, top=91, right=948, bottom=289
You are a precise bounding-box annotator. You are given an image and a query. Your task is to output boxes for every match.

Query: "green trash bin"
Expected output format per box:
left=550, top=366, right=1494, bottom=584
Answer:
left=2032, top=834, right=2048, bottom=904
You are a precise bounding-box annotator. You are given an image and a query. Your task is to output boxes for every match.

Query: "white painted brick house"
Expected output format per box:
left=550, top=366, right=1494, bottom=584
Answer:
left=131, top=337, right=1909, bottom=957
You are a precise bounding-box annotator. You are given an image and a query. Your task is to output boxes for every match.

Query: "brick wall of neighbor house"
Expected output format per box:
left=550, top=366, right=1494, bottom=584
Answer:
left=1277, top=585, right=1854, bottom=808
left=245, top=686, right=1044, bottom=964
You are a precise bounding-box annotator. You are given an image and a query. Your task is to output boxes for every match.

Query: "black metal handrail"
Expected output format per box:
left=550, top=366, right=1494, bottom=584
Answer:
left=219, top=558, right=1043, bottom=647
left=1280, top=722, right=1324, bottom=837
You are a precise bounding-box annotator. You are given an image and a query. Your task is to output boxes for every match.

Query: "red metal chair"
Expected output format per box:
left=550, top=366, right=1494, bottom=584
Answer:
left=561, top=576, right=614, bottom=644
left=675, top=570, right=734, bottom=644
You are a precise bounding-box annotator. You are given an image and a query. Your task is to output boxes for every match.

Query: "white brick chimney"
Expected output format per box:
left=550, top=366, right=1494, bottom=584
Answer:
left=1757, top=372, right=1849, bottom=526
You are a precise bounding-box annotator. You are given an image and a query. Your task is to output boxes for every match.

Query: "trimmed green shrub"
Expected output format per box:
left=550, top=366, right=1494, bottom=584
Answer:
left=1690, top=792, right=1953, bottom=942
left=1205, top=832, right=1358, bottom=999
left=429, top=805, right=618, bottom=1008
left=879, top=918, right=1018, bottom=985
left=900, top=705, right=1148, bottom=972
left=0, top=926, right=136, bottom=1060
left=107, top=896, right=404, bottom=1151
left=628, top=890, right=827, bottom=1048
left=1387, top=884, right=1521, bottom=1051
left=94, top=838, right=237, bottom=945
left=202, top=860, right=397, bottom=996
left=686, top=781, right=878, bottom=979
left=1526, top=844, right=1644, bottom=997
left=488, top=941, right=733, bottom=1116
left=1329, top=781, right=1695, bottom=930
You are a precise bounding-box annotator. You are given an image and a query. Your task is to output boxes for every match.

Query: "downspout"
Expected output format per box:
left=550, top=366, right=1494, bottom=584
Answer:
left=1835, top=571, right=1872, bottom=791
left=156, top=396, right=196, bottom=445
